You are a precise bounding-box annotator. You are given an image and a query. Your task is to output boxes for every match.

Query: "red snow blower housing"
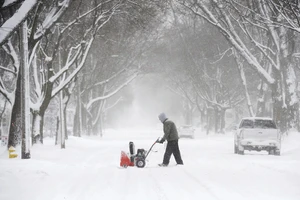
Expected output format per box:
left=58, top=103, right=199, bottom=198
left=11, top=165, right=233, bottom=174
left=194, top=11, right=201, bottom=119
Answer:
left=120, top=138, right=159, bottom=168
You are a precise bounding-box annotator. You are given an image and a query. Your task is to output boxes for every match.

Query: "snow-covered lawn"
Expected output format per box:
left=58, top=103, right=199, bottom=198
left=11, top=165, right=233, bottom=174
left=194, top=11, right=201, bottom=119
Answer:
left=0, top=129, right=299, bottom=200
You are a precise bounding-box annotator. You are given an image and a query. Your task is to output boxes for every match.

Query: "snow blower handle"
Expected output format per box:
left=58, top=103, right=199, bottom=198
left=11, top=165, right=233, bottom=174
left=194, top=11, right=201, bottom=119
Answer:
left=145, top=138, right=161, bottom=159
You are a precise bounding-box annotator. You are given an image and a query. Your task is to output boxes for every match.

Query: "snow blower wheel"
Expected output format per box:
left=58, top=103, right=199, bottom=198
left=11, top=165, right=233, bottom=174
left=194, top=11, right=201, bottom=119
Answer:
left=136, top=158, right=146, bottom=168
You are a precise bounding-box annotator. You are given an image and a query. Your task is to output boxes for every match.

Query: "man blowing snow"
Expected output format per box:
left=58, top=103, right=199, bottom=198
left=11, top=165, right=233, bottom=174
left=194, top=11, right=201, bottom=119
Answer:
left=157, top=113, right=184, bottom=167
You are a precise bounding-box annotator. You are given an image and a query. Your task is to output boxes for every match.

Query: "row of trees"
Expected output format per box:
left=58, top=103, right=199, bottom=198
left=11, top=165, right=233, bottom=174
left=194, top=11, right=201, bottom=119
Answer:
left=145, top=0, right=300, bottom=134
left=0, top=0, right=167, bottom=158
left=185, top=0, right=299, bottom=133
left=1, top=0, right=300, bottom=159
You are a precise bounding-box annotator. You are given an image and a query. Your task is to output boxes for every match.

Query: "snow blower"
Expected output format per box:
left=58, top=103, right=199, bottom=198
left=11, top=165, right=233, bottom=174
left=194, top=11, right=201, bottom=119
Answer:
left=120, top=138, right=160, bottom=168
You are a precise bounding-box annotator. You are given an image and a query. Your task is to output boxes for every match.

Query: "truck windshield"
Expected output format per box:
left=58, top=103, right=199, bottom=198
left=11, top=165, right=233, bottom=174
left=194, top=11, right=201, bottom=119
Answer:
left=240, top=119, right=277, bottom=129
left=254, top=120, right=276, bottom=129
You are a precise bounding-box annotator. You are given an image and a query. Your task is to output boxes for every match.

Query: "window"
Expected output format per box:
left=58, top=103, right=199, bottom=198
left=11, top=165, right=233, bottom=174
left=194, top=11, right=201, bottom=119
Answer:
left=240, top=119, right=253, bottom=128
left=254, top=120, right=276, bottom=129
left=240, top=119, right=277, bottom=129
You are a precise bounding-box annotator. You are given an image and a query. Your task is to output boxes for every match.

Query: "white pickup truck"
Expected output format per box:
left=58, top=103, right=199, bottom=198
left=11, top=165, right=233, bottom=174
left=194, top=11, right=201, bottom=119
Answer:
left=234, top=117, right=281, bottom=155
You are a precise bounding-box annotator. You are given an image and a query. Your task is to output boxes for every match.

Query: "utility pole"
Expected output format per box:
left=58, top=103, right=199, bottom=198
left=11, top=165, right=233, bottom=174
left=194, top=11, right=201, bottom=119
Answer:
left=20, top=20, right=31, bottom=159
left=57, top=24, right=66, bottom=149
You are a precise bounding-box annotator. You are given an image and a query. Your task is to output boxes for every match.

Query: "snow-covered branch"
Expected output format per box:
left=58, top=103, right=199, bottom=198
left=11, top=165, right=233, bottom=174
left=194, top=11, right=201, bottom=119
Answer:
left=51, top=38, right=93, bottom=98
left=60, top=0, right=113, bottom=35
left=0, top=65, right=16, bottom=75
left=210, top=48, right=232, bottom=64
left=33, top=0, right=70, bottom=40
left=91, top=68, right=126, bottom=89
left=86, top=73, right=138, bottom=110
left=167, top=85, right=186, bottom=100
left=0, top=40, right=19, bottom=104
left=241, top=23, right=278, bottom=69
left=0, top=0, right=38, bottom=45
left=179, top=1, right=276, bottom=84
left=49, top=43, right=82, bottom=83
left=51, top=5, right=117, bottom=98
left=103, top=97, right=123, bottom=113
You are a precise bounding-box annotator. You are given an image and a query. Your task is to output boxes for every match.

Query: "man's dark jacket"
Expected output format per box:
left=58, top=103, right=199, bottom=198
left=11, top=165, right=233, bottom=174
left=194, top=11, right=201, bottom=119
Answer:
left=162, top=119, right=179, bottom=141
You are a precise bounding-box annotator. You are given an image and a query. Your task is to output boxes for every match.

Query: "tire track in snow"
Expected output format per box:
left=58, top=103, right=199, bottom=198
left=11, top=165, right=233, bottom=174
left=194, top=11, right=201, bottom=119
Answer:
left=179, top=167, right=221, bottom=200
left=245, top=160, right=300, bottom=177
left=148, top=168, right=169, bottom=200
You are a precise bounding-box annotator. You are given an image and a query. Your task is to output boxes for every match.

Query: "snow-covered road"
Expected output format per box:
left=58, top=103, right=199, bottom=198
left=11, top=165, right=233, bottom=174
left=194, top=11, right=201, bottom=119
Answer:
left=0, top=129, right=300, bottom=200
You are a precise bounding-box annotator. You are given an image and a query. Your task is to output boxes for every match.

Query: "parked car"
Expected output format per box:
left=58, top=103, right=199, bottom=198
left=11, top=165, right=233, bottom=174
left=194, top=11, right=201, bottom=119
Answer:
left=179, top=125, right=195, bottom=139
left=234, top=117, right=281, bottom=155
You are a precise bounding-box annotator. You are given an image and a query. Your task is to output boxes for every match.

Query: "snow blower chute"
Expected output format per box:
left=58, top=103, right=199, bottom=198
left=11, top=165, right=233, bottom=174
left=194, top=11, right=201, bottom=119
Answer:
left=120, top=138, right=159, bottom=168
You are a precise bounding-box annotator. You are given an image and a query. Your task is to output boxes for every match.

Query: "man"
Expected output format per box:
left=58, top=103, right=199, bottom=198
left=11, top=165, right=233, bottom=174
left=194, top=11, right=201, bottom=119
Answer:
left=157, top=113, right=184, bottom=166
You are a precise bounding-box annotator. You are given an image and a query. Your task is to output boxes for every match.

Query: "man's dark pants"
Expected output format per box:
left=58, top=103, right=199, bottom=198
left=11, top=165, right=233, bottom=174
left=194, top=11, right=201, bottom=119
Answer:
left=163, top=140, right=183, bottom=165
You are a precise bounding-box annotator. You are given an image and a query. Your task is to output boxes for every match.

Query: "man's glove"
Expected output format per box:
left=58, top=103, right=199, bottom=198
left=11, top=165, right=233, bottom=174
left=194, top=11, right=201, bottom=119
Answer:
left=157, top=138, right=165, bottom=144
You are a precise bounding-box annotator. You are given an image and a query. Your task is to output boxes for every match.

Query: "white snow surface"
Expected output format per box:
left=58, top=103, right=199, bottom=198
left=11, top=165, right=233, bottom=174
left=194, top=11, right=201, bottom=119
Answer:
left=0, top=129, right=300, bottom=200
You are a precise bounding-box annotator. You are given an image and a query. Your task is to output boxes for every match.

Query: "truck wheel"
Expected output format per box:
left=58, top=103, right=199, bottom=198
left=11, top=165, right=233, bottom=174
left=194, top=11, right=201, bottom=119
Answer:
left=238, top=150, right=244, bottom=155
left=136, top=158, right=146, bottom=168
left=269, top=149, right=275, bottom=155
left=275, top=150, right=281, bottom=156
left=237, top=143, right=244, bottom=155
left=234, top=143, right=238, bottom=154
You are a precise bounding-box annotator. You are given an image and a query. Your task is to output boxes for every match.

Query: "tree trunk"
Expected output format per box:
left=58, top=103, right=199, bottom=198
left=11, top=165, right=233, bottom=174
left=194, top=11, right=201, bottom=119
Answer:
left=271, top=70, right=287, bottom=133
left=275, top=23, right=298, bottom=132
left=81, top=104, right=88, bottom=136
left=206, top=115, right=210, bottom=135
left=39, top=110, right=45, bottom=144
left=59, top=91, right=65, bottom=149
left=73, top=82, right=82, bottom=137
left=92, top=116, right=101, bottom=136
left=91, top=101, right=101, bottom=135
left=234, top=107, right=242, bottom=124
left=73, top=105, right=80, bottom=137
left=206, top=107, right=213, bottom=135
left=86, top=118, right=92, bottom=136
left=73, top=101, right=84, bottom=137
left=199, top=108, right=206, bottom=129
left=183, top=101, right=193, bottom=125
left=55, top=116, right=59, bottom=145
left=99, top=113, right=104, bottom=137
left=214, top=107, right=219, bottom=133
left=63, top=101, right=68, bottom=139
left=283, top=64, right=299, bottom=131
left=234, top=50, right=255, bottom=117
left=256, top=81, right=267, bottom=117
left=78, top=95, right=83, bottom=136
left=0, top=101, right=7, bottom=138
left=220, top=108, right=226, bottom=134
left=31, top=111, right=41, bottom=144
left=195, top=98, right=206, bottom=129
left=8, top=68, right=22, bottom=149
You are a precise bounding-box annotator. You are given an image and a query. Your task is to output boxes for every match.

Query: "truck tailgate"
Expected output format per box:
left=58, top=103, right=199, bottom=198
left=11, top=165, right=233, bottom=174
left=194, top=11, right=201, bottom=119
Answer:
left=242, top=128, right=278, bottom=141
